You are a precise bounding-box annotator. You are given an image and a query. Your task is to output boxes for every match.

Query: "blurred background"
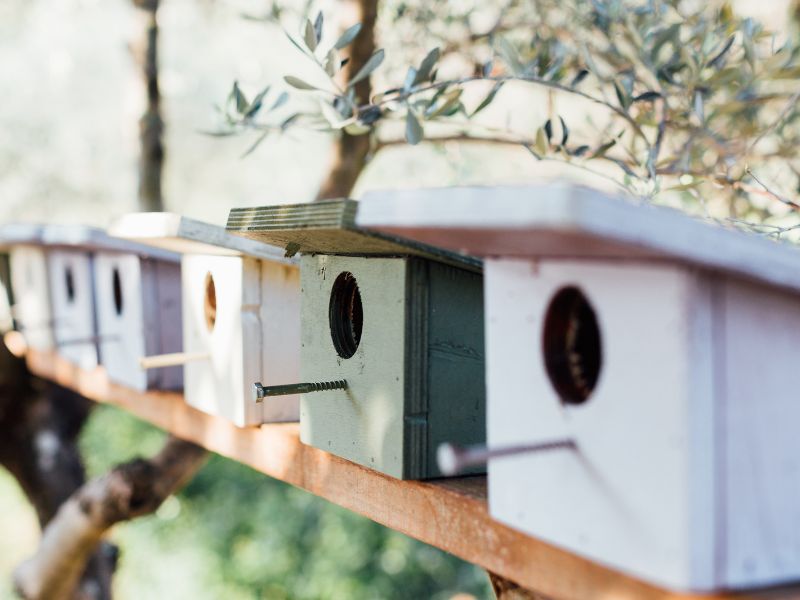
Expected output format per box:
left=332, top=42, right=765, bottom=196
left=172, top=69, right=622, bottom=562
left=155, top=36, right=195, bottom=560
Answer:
left=0, top=0, right=794, bottom=598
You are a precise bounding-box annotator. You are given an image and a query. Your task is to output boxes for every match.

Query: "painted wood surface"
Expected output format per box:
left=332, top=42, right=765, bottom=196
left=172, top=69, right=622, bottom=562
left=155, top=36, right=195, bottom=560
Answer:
left=112, top=212, right=302, bottom=425
left=300, top=254, right=485, bottom=480
left=10, top=246, right=54, bottom=350
left=46, top=249, right=98, bottom=369
left=720, top=277, right=800, bottom=588
left=23, top=347, right=800, bottom=600
left=226, top=200, right=480, bottom=271
left=94, top=253, right=183, bottom=391
left=356, top=184, right=800, bottom=294
left=109, top=212, right=293, bottom=262
left=485, top=259, right=716, bottom=590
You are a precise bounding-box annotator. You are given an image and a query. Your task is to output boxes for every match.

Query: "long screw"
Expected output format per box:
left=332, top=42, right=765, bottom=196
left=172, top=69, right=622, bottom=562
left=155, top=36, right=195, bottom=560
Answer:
left=437, top=439, right=576, bottom=476
left=253, top=380, right=348, bottom=402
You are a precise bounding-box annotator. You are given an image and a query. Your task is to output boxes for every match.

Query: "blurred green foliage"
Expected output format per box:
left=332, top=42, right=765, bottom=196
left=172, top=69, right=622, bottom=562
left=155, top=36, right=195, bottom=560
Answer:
left=78, top=405, right=492, bottom=600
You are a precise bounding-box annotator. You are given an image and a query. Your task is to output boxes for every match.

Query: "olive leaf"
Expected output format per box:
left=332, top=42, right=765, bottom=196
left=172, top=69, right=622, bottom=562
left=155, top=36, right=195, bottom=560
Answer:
left=406, top=110, right=423, bottom=145
left=349, top=49, right=385, bottom=87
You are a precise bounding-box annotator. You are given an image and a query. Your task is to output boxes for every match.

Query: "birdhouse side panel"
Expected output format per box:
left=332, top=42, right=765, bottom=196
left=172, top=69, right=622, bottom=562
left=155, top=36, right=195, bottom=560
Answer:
left=720, top=276, right=800, bottom=588
left=145, top=259, right=183, bottom=390
left=183, top=254, right=262, bottom=427
left=259, top=261, right=301, bottom=422
left=94, top=253, right=148, bottom=390
left=10, top=246, right=54, bottom=350
left=408, top=258, right=486, bottom=479
left=47, top=250, right=98, bottom=369
left=485, top=258, right=715, bottom=590
left=299, top=255, right=407, bottom=478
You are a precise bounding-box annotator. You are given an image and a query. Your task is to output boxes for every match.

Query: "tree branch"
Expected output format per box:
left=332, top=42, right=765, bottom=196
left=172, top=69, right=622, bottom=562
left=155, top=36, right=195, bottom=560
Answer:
left=14, top=436, right=208, bottom=600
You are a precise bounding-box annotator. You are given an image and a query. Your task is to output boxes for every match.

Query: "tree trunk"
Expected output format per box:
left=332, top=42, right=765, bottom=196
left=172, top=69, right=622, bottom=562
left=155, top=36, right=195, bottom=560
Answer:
left=132, top=0, right=164, bottom=212
left=0, top=342, right=115, bottom=600
left=14, top=436, right=208, bottom=600
left=315, top=0, right=378, bottom=200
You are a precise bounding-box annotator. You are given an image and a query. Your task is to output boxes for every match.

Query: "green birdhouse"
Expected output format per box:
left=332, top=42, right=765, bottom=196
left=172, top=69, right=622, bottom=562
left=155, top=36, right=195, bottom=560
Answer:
left=227, top=200, right=485, bottom=480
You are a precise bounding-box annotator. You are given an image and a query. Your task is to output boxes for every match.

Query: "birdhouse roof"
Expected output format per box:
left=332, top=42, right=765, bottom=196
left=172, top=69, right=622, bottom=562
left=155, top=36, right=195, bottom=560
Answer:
left=0, top=223, right=45, bottom=248
left=38, top=224, right=179, bottom=262
left=226, top=199, right=481, bottom=271
left=356, top=184, right=800, bottom=294
left=109, top=213, right=295, bottom=264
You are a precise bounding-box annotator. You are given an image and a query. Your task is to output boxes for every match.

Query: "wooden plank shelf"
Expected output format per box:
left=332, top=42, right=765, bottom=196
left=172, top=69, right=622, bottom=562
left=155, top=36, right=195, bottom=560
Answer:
left=23, top=348, right=800, bottom=600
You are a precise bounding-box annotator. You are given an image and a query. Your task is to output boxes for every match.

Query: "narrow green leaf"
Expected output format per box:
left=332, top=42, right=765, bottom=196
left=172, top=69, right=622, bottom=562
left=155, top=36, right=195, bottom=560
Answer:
left=270, top=91, right=289, bottom=111
left=325, top=48, right=339, bottom=76
left=632, top=91, right=662, bottom=102
left=284, top=28, right=310, bottom=56
left=284, top=76, right=319, bottom=91
left=543, top=119, right=553, bottom=144
left=245, top=85, right=270, bottom=118
left=334, top=23, right=362, bottom=50
left=406, top=110, right=423, bottom=145
left=304, top=19, right=317, bottom=51
left=414, top=48, right=440, bottom=85
left=570, top=69, right=589, bottom=87
left=348, top=49, right=385, bottom=87
left=313, top=12, right=324, bottom=45
left=559, top=116, right=569, bottom=146
left=471, top=82, right=504, bottom=117
left=534, top=127, right=548, bottom=154
left=232, top=81, right=248, bottom=114
left=242, top=131, right=270, bottom=158
left=707, top=36, right=735, bottom=68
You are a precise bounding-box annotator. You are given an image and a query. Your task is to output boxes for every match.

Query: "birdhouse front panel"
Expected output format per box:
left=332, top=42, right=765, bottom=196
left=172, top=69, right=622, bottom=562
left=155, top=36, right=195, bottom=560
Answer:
left=485, top=258, right=716, bottom=591
left=94, top=252, right=183, bottom=391
left=182, top=254, right=300, bottom=427
left=46, top=249, right=98, bottom=369
left=299, top=253, right=485, bottom=480
left=10, top=245, right=54, bottom=350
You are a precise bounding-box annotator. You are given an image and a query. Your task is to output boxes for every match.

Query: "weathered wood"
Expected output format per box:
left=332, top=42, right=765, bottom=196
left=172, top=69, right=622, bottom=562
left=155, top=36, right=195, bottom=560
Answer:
left=24, top=347, right=800, bottom=600
left=226, top=200, right=481, bottom=272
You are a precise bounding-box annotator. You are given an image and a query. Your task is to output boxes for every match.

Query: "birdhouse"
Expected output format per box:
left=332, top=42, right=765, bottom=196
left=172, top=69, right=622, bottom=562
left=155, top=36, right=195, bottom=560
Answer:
left=226, top=200, right=486, bottom=480
left=38, top=225, right=182, bottom=379
left=0, top=224, right=49, bottom=345
left=110, top=213, right=301, bottom=426
left=356, top=183, right=800, bottom=591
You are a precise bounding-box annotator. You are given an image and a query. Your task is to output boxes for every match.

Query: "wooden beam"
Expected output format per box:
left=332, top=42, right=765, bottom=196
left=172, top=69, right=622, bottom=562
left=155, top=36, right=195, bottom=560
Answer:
left=23, top=349, right=800, bottom=600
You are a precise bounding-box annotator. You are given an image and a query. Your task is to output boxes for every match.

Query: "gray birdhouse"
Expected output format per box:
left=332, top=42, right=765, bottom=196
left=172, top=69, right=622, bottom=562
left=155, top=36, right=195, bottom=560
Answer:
left=110, top=213, right=301, bottom=426
left=226, top=199, right=486, bottom=480
left=357, top=184, right=800, bottom=592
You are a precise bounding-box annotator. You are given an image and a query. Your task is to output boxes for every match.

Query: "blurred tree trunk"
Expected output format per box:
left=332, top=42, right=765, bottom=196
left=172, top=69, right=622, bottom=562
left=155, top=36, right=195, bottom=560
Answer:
left=132, top=0, right=164, bottom=212
left=0, top=343, right=116, bottom=600
left=315, top=0, right=378, bottom=200
left=14, top=436, right=207, bottom=600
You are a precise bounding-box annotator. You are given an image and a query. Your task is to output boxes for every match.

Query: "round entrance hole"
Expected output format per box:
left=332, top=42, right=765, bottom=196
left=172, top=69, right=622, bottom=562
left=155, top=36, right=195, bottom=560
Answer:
left=329, top=271, right=363, bottom=359
left=204, top=272, right=217, bottom=332
left=65, top=267, right=75, bottom=303
left=112, top=268, right=124, bottom=315
left=542, top=286, right=602, bottom=405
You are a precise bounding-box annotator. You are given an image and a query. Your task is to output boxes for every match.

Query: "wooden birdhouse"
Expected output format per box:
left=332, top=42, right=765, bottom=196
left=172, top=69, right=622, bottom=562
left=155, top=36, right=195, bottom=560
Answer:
left=357, top=183, right=800, bottom=591
left=226, top=200, right=486, bottom=480
left=38, top=225, right=182, bottom=380
left=110, top=213, right=301, bottom=426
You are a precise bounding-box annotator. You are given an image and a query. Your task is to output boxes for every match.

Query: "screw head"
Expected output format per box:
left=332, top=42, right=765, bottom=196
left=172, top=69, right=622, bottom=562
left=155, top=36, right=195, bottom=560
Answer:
left=252, top=382, right=265, bottom=402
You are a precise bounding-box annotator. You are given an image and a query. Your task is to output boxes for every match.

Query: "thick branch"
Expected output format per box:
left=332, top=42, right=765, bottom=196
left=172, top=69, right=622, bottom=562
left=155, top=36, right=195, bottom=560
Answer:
left=315, top=0, right=378, bottom=200
left=14, top=436, right=208, bottom=600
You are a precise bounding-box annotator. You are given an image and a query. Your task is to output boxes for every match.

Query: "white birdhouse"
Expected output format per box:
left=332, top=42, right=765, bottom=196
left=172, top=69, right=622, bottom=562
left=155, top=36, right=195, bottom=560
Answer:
left=357, top=184, right=800, bottom=591
left=39, top=225, right=182, bottom=379
left=0, top=224, right=49, bottom=346
left=226, top=200, right=486, bottom=480
left=110, top=213, right=301, bottom=427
